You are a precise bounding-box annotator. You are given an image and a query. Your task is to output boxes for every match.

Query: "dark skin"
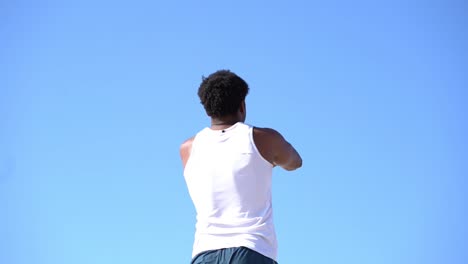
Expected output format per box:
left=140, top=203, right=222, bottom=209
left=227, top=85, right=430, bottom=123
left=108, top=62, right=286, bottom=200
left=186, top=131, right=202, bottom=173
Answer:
left=180, top=100, right=302, bottom=171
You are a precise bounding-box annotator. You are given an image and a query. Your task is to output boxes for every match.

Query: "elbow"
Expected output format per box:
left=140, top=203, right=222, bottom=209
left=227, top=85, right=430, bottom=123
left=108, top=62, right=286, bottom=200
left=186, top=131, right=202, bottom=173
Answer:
left=297, top=158, right=303, bottom=169
left=285, top=158, right=302, bottom=171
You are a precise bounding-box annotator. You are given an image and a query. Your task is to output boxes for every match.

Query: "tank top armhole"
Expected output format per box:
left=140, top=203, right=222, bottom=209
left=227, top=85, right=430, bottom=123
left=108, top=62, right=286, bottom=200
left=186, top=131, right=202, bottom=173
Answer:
left=189, top=128, right=208, bottom=158
left=183, top=133, right=200, bottom=175
left=189, top=134, right=198, bottom=157
left=249, top=126, right=274, bottom=167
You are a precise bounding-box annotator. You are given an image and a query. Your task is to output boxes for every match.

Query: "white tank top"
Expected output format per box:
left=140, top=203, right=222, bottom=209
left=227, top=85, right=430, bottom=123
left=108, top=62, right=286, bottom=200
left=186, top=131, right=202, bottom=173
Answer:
left=184, top=122, right=277, bottom=261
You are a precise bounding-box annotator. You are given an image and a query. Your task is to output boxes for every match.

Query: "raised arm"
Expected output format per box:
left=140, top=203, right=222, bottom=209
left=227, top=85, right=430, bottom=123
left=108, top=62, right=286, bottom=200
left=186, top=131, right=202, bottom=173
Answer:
left=253, top=127, right=302, bottom=171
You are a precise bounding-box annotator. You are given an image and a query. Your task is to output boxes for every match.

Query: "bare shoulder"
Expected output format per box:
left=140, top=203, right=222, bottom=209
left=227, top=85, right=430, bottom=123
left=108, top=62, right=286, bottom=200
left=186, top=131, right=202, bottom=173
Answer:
left=180, top=136, right=195, bottom=168
left=253, top=127, right=284, bottom=141
left=180, top=136, right=195, bottom=151
left=253, top=126, right=302, bottom=170
left=252, top=127, right=284, bottom=165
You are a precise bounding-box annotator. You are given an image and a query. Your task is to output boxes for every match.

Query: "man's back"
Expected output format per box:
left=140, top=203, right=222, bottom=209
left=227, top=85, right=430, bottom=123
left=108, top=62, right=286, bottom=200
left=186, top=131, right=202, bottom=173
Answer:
left=183, top=122, right=277, bottom=261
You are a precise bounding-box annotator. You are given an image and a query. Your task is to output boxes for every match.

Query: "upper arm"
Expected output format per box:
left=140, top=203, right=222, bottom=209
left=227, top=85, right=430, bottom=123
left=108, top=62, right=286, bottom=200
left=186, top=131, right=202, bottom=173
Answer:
left=180, top=136, right=194, bottom=169
left=254, top=127, right=302, bottom=171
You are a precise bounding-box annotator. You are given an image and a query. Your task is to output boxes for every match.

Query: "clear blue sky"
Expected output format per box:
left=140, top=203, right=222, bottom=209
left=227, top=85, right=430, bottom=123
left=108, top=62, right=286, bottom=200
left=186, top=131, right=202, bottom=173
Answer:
left=1, top=1, right=467, bottom=263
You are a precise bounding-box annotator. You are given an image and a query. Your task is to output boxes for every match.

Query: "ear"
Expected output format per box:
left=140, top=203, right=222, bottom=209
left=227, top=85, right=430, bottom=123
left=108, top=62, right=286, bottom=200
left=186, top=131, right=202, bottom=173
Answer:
left=239, top=100, right=246, bottom=114
left=239, top=100, right=247, bottom=122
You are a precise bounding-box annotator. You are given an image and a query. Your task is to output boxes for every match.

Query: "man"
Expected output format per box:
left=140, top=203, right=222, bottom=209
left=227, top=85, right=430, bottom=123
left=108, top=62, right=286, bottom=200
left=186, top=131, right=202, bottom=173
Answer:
left=180, top=70, right=302, bottom=264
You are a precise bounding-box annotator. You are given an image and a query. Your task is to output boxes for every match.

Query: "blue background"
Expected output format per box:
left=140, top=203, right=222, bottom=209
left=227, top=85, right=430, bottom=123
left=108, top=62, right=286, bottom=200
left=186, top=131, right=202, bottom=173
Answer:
left=1, top=0, right=467, bottom=263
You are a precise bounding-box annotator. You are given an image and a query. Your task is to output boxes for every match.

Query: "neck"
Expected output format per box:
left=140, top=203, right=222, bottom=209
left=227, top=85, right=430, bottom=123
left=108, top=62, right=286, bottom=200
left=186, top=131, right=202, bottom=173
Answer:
left=211, top=116, right=242, bottom=130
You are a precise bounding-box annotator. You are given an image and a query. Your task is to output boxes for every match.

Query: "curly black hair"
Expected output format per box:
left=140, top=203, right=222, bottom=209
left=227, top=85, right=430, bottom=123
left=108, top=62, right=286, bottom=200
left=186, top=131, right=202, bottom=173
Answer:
left=198, top=70, right=249, bottom=118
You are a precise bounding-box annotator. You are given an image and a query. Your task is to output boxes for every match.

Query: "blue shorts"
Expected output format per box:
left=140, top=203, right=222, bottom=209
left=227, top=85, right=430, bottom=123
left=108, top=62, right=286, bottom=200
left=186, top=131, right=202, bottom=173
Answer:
left=191, top=247, right=278, bottom=264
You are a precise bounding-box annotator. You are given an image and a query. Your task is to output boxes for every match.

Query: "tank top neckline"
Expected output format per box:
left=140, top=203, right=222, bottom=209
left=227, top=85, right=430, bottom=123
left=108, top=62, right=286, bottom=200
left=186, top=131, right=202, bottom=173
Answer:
left=206, top=121, right=244, bottom=133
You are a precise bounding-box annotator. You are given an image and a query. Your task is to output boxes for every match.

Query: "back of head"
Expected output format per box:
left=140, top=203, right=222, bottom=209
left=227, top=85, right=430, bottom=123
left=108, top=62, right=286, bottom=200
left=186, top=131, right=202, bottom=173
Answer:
left=198, top=70, right=249, bottom=118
